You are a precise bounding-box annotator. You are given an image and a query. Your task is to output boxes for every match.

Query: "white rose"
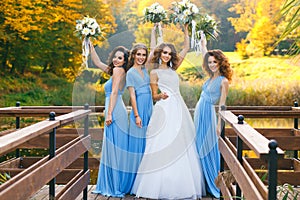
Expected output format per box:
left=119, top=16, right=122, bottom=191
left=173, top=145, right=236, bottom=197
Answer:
left=183, top=9, right=191, bottom=16
left=90, top=28, right=96, bottom=35
left=157, top=6, right=164, bottom=13
left=91, top=22, right=99, bottom=30
left=191, top=5, right=199, bottom=13
left=82, top=27, right=91, bottom=36
left=76, top=24, right=83, bottom=31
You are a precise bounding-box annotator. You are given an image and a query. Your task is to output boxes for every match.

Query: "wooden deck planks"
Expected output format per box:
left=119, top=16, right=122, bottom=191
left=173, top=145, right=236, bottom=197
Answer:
left=30, top=185, right=217, bottom=200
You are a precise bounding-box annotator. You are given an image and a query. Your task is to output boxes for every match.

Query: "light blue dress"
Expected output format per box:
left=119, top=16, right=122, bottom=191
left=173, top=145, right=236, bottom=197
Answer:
left=125, top=67, right=153, bottom=193
left=93, top=77, right=129, bottom=197
left=194, top=75, right=224, bottom=198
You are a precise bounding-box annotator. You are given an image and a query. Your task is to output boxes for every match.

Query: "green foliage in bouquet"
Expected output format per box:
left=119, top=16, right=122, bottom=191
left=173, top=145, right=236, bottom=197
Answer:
left=191, top=14, right=220, bottom=41
left=169, top=0, right=200, bottom=25
left=143, top=3, right=169, bottom=24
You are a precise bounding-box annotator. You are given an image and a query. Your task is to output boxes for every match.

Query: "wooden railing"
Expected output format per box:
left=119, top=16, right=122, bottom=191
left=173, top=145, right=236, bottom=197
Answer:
left=0, top=103, right=299, bottom=200
left=218, top=103, right=300, bottom=200
left=0, top=105, right=92, bottom=200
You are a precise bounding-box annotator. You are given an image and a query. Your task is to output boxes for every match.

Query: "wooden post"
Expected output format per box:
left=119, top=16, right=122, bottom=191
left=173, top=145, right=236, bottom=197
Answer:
left=220, top=105, right=226, bottom=171
left=83, top=103, right=89, bottom=200
left=49, top=111, right=56, bottom=200
left=294, top=100, right=298, bottom=159
left=15, top=101, right=20, bottom=158
left=236, top=115, right=244, bottom=199
left=220, top=105, right=226, bottom=200
left=268, top=140, right=278, bottom=200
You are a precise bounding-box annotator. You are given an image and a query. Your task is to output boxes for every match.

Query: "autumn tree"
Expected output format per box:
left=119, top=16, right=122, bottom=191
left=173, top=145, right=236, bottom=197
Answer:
left=228, top=0, right=285, bottom=56
left=0, top=0, right=118, bottom=80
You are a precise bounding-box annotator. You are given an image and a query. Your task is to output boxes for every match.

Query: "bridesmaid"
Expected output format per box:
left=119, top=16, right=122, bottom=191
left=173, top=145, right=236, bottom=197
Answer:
left=124, top=43, right=153, bottom=193
left=89, top=43, right=131, bottom=197
left=194, top=33, right=233, bottom=198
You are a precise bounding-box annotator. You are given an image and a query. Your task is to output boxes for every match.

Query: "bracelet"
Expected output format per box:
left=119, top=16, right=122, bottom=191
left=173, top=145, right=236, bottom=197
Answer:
left=135, top=115, right=139, bottom=118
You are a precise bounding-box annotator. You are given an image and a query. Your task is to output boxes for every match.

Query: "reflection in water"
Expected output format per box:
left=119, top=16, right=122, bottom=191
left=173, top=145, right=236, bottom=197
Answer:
left=234, top=118, right=294, bottom=128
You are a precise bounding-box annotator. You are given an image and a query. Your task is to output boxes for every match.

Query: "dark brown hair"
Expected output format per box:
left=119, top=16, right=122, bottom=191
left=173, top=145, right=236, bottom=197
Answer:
left=151, top=43, right=180, bottom=70
left=203, top=49, right=233, bottom=82
left=107, top=46, right=130, bottom=75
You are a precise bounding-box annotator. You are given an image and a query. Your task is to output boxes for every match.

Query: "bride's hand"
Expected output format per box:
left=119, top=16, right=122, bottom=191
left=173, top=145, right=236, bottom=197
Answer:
left=160, top=92, right=169, bottom=100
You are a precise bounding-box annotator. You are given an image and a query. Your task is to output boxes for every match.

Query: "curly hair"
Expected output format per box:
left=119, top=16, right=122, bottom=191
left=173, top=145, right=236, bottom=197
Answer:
left=128, top=43, right=148, bottom=69
left=203, top=49, right=233, bottom=82
left=151, top=43, right=180, bottom=70
left=107, top=46, right=130, bottom=76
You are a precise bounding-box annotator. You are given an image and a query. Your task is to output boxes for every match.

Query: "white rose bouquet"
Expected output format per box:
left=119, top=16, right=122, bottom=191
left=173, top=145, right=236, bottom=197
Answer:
left=143, top=3, right=168, bottom=45
left=169, top=0, right=199, bottom=25
left=193, top=14, right=219, bottom=41
left=75, top=16, right=103, bottom=68
left=143, top=3, right=169, bottom=24
left=189, top=14, right=219, bottom=55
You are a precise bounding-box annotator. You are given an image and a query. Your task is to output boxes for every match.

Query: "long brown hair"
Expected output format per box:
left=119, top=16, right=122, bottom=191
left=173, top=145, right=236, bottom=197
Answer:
left=107, top=46, right=130, bottom=75
left=128, top=43, right=148, bottom=69
left=151, top=43, right=180, bottom=70
left=203, top=49, right=233, bottom=82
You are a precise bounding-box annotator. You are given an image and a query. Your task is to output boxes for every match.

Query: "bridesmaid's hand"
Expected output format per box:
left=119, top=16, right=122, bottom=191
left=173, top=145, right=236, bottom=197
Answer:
left=135, top=116, right=142, bottom=128
left=105, top=114, right=113, bottom=126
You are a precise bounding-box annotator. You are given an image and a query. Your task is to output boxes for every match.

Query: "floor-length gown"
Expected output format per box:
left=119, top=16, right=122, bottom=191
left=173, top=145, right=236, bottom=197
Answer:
left=131, top=68, right=205, bottom=199
left=124, top=67, right=153, bottom=193
left=194, top=76, right=224, bottom=198
left=93, top=77, right=129, bottom=197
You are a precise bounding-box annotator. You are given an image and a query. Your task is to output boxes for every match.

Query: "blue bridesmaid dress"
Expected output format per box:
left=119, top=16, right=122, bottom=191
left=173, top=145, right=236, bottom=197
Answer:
left=194, top=76, right=224, bottom=198
left=93, top=77, right=129, bottom=197
left=124, top=67, right=153, bottom=193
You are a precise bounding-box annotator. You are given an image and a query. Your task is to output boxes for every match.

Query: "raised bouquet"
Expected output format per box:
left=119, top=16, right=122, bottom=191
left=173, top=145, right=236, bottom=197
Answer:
left=190, top=14, right=219, bottom=54
left=143, top=3, right=168, bottom=44
left=193, top=14, right=219, bottom=41
left=75, top=16, right=103, bottom=68
left=143, top=2, right=169, bottom=24
left=169, top=0, right=199, bottom=25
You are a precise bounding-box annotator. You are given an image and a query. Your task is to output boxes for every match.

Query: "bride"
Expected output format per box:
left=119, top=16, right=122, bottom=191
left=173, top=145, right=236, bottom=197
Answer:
left=131, top=23, right=206, bottom=199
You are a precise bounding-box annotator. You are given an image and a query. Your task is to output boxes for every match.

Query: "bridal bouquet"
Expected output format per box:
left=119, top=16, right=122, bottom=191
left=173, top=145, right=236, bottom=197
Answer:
left=169, top=0, right=199, bottom=25
left=75, top=16, right=102, bottom=68
left=193, top=14, right=219, bottom=41
left=143, top=3, right=168, bottom=45
left=189, top=14, right=219, bottom=55
left=143, top=3, right=168, bottom=24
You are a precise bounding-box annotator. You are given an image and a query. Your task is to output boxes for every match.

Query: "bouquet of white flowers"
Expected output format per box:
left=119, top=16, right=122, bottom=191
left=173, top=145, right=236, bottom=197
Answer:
left=169, top=0, right=199, bottom=25
left=143, top=3, right=169, bottom=24
left=143, top=3, right=168, bottom=45
left=193, top=14, right=219, bottom=41
left=189, top=14, right=219, bottom=55
left=75, top=16, right=102, bottom=68
left=75, top=16, right=102, bottom=39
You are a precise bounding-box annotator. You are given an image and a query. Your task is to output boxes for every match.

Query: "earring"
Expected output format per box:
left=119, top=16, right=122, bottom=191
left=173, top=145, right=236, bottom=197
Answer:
left=169, top=61, right=173, bottom=68
left=158, top=58, right=162, bottom=65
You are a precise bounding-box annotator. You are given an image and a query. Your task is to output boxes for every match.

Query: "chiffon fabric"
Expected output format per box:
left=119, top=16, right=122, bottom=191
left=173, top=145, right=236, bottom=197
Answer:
left=194, top=76, right=224, bottom=198
left=131, top=68, right=205, bottom=199
left=93, top=77, right=129, bottom=197
left=124, top=67, right=153, bottom=193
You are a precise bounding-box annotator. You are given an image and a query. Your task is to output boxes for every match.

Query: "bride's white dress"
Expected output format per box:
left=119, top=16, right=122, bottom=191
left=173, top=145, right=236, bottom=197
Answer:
left=131, top=68, right=205, bottom=199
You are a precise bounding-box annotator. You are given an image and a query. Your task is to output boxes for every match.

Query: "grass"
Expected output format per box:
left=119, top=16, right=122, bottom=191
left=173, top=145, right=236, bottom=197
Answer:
left=179, top=52, right=300, bottom=107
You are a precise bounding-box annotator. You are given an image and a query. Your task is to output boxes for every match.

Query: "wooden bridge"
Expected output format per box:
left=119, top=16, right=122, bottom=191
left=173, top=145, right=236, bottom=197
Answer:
left=0, top=103, right=299, bottom=200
